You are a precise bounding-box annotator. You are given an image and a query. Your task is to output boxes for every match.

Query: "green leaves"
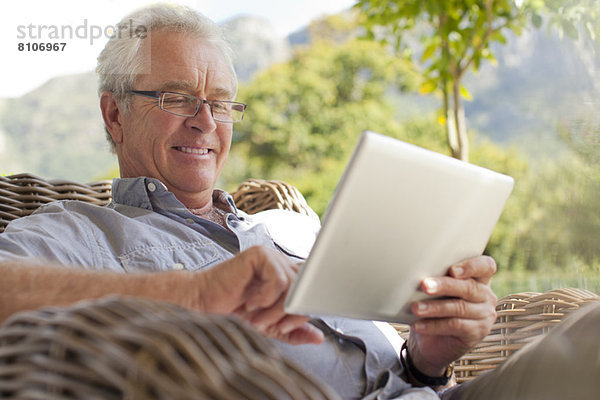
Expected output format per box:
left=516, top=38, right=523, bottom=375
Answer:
left=225, top=37, right=419, bottom=213
left=355, top=0, right=530, bottom=160
left=421, top=42, right=438, bottom=62
left=560, top=18, right=579, bottom=39
left=531, top=12, right=543, bottom=28
left=419, top=80, right=437, bottom=95
left=355, top=0, right=600, bottom=162
left=460, top=85, right=473, bottom=101
left=528, top=0, right=600, bottom=43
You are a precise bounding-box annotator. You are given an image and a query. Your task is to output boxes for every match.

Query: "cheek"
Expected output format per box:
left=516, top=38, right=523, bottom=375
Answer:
left=218, top=128, right=233, bottom=160
left=135, top=113, right=176, bottom=149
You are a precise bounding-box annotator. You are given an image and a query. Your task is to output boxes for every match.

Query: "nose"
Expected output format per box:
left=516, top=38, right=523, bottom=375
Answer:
left=185, top=101, right=217, bottom=133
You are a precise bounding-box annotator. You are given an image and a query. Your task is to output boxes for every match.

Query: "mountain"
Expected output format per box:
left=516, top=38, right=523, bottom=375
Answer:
left=463, top=27, right=600, bottom=156
left=0, top=71, right=115, bottom=181
left=0, top=14, right=598, bottom=181
left=222, top=15, right=292, bottom=81
left=0, top=16, right=290, bottom=182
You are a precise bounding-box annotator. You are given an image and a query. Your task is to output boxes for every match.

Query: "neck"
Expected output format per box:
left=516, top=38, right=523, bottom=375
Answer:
left=186, top=201, right=213, bottom=215
left=171, top=188, right=215, bottom=213
left=189, top=204, right=228, bottom=227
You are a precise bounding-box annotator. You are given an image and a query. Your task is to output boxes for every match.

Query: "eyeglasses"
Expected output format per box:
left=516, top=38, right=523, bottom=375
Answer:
left=129, top=90, right=246, bottom=123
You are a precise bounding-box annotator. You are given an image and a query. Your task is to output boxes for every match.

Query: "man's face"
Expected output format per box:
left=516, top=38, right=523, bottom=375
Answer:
left=117, top=30, right=237, bottom=207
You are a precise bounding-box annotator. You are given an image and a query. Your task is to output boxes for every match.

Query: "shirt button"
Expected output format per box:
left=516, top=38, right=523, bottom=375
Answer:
left=185, top=218, right=195, bottom=224
left=172, top=263, right=184, bottom=270
left=147, top=182, right=157, bottom=192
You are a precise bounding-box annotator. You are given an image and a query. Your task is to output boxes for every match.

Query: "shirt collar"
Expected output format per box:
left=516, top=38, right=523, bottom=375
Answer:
left=111, top=177, right=240, bottom=216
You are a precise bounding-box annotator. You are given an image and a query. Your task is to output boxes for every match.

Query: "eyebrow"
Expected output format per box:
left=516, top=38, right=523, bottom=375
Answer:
left=211, top=87, right=237, bottom=100
left=159, top=80, right=196, bottom=93
left=159, top=81, right=236, bottom=100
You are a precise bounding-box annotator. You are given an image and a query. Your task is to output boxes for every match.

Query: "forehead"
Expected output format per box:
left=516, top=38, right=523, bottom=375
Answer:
left=136, top=30, right=237, bottom=98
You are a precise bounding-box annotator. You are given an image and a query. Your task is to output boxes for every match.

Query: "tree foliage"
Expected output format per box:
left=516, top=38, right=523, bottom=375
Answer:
left=223, top=12, right=600, bottom=290
left=482, top=109, right=600, bottom=275
left=355, top=0, right=600, bottom=162
left=356, top=0, right=529, bottom=161
left=224, top=37, right=421, bottom=213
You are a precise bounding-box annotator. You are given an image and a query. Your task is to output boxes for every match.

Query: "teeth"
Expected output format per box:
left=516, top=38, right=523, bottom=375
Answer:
left=177, top=147, right=209, bottom=155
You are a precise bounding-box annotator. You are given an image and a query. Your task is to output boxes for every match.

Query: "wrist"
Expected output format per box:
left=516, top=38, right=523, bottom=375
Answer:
left=173, top=270, right=209, bottom=313
left=400, top=342, right=455, bottom=389
left=407, top=338, right=448, bottom=376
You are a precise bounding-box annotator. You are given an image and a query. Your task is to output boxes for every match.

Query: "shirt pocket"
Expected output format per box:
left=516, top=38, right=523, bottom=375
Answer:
left=118, top=240, right=226, bottom=273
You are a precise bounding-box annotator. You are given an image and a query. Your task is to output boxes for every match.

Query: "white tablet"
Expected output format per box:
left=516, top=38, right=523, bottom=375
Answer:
left=284, top=131, right=514, bottom=323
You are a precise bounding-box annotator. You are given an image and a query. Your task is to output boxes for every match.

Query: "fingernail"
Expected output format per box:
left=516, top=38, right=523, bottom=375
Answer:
left=414, top=322, right=426, bottom=332
left=417, top=302, right=428, bottom=313
left=424, top=278, right=438, bottom=294
left=452, top=266, right=464, bottom=277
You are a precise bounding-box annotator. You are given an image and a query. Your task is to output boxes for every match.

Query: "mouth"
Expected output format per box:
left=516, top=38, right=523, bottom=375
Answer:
left=173, top=146, right=212, bottom=155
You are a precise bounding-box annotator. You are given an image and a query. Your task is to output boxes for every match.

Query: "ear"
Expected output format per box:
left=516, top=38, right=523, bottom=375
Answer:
left=100, top=92, right=125, bottom=144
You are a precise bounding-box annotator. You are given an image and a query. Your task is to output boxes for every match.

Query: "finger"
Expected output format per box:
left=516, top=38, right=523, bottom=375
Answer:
left=449, top=256, right=497, bottom=284
left=421, top=276, right=497, bottom=304
left=233, top=304, right=261, bottom=322
left=411, top=297, right=497, bottom=320
left=412, top=316, right=496, bottom=343
left=248, top=292, right=289, bottom=331
left=274, top=322, right=325, bottom=345
left=238, top=304, right=320, bottom=345
left=292, top=261, right=303, bottom=273
left=244, top=276, right=286, bottom=312
left=271, top=313, right=312, bottom=337
left=235, top=306, right=323, bottom=345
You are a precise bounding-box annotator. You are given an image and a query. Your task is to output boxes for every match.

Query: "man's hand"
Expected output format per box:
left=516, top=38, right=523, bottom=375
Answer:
left=407, top=255, right=498, bottom=378
left=195, top=246, right=324, bottom=346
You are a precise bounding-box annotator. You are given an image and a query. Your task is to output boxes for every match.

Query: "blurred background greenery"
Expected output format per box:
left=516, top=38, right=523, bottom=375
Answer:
left=1, top=1, right=598, bottom=298
left=224, top=2, right=600, bottom=297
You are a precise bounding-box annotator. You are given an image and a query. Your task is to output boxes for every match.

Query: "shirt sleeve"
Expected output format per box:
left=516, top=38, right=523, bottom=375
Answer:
left=0, top=202, right=106, bottom=269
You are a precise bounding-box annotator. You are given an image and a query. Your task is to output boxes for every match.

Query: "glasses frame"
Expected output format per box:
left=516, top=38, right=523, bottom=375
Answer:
left=129, top=90, right=246, bottom=123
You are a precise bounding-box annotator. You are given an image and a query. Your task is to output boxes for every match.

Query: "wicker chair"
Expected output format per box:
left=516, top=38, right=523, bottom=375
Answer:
left=0, top=174, right=315, bottom=233
left=0, top=173, right=112, bottom=233
left=0, top=297, right=339, bottom=399
left=391, top=287, right=600, bottom=383
left=0, top=173, right=599, bottom=386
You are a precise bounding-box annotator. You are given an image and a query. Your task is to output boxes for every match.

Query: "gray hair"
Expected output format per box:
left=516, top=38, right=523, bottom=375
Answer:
left=96, top=3, right=236, bottom=152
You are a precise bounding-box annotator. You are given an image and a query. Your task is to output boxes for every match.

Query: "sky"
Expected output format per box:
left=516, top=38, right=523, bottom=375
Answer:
left=0, top=0, right=357, bottom=98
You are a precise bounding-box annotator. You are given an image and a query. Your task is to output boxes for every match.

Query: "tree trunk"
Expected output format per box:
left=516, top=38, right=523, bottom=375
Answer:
left=452, top=80, right=469, bottom=162
left=442, top=82, right=460, bottom=159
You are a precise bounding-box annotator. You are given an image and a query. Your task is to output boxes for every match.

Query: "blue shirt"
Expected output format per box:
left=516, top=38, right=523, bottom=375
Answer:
left=0, top=177, right=438, bottom=399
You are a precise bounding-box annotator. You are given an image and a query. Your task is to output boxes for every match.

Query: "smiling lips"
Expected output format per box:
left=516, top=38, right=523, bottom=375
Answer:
left=174, top=146, right=212, bottom=155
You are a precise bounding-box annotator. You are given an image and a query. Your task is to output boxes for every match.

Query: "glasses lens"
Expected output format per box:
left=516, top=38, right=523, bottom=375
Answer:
left=158, top=92, right=245, bottom=122
left=160, top=93, right=199, bottom=116
left=212, top=101, right=245, bottom=123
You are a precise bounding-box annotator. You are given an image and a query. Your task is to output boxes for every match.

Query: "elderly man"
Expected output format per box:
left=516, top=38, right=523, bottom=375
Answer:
left=1, top=3, right=574, bottom=399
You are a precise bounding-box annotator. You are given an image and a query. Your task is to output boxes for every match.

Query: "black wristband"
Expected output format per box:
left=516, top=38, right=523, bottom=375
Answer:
left=400, top=341, right=454, bottom=387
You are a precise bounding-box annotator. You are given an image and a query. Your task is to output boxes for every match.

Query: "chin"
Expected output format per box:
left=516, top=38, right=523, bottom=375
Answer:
left=180, top=176, right=217, bottom=193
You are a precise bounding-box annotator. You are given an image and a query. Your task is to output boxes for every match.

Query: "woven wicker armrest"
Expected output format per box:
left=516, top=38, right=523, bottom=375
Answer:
left=0, top=173, right=112, bottom=233
left=392, top=287, right=600, bottom=383
left=0, top=297, right=339, bottom=400
left=232, top=178, right=318, bottom=219
left=0, top=175, right=315, bottom=233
